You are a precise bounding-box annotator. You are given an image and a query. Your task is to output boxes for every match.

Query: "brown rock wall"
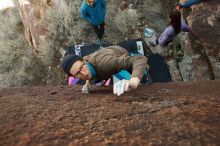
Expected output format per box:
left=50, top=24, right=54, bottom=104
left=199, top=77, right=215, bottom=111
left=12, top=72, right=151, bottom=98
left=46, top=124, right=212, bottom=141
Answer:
left=184, top=0, right=220, bottom=79
left=18, top=0, right=51, bottom=56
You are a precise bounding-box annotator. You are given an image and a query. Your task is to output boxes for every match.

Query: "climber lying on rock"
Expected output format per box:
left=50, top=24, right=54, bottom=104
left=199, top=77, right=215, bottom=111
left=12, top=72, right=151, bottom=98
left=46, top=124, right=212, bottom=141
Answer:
left=61, top=46, right=149, bottom=96
left=156, top=10, right=191, bottom=47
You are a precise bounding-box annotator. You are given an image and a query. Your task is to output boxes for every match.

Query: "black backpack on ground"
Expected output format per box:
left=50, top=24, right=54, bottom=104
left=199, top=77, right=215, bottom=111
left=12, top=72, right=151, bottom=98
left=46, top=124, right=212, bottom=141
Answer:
left=139, top=35, right=172, bottom=83
left=65, top=43, right=111, bottom=57
left=147, top=53, right=172, bottom=82
left=118, top=39, right=144, bottom=54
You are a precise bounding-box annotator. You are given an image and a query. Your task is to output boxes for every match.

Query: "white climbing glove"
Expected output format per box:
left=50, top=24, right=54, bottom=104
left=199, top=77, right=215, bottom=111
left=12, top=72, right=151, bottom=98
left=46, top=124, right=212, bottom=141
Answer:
left=113, top=77, right=140, bottom=96
left=113, top=79, right=129, bottom=96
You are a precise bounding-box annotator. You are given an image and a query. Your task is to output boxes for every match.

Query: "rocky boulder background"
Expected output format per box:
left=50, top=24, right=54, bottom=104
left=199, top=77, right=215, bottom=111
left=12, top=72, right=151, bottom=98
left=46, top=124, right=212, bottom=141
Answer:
left=0, top=0, right=219, bottom=87
left=180, top=0, right=220, bottom=81
left=0, top=0, right=168, bottom=87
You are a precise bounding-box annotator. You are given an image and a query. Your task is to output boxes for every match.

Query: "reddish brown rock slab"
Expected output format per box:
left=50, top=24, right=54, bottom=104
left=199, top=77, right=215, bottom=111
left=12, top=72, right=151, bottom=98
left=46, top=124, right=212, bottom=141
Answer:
left=0, top=80, right=220, bottom=145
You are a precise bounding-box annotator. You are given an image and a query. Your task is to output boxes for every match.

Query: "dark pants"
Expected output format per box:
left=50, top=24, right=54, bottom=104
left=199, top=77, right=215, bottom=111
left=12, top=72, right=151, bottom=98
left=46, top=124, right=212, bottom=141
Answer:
left=93, top=22, right=105, bottom=40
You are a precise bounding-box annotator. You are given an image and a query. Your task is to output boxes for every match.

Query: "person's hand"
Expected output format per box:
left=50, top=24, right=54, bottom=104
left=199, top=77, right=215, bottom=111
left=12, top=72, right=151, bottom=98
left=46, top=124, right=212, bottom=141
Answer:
left=81, top=80, right=90, bottom=93
left=113, top=77, right=140, bottom=96
left=125, top=77, right=140, bottom=91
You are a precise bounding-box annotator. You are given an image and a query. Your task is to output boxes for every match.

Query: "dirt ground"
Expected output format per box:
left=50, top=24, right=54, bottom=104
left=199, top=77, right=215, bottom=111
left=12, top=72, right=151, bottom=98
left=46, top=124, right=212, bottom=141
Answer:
left=0, top=80, right=220, bottom=146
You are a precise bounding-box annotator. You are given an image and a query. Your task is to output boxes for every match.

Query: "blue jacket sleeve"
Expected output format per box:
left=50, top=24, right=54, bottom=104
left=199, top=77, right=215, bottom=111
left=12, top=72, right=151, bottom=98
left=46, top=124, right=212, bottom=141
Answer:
left=80, top=5, right=92, bottom=23
left=101, top=0, right=106, bottom=19
left=181, top=0, right=202, bottom=8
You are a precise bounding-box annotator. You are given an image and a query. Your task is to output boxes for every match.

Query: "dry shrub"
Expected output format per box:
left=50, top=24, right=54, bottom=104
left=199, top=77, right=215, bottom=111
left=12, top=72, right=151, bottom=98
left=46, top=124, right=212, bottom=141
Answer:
left=160, top=0, right=179, bottom=15
left=115, top=9, right=138, bottom=35
left=0, top=8, right=46, bottom=88
left=43, top=0, right=91, bottom=46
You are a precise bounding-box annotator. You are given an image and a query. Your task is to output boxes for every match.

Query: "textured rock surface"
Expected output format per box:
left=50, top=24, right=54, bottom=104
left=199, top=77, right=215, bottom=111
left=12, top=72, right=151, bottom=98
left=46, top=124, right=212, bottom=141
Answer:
left=179, top=34, right=213, bottom=81
left=0, top=81, right=220, bottom=145
left=167, top=59, right=182, bottom=81
left=180, top=0, right=220, bottom=80
left=18, top=0, right=50, bottom=57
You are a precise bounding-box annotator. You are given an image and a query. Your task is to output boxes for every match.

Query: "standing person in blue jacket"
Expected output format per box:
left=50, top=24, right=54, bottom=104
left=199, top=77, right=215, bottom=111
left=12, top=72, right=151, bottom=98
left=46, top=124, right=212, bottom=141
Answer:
left=175, top=0, right=203, bottom=10
left=81, top=0, right=106, bottom=44
left=156, top=10, right=191, bottom=47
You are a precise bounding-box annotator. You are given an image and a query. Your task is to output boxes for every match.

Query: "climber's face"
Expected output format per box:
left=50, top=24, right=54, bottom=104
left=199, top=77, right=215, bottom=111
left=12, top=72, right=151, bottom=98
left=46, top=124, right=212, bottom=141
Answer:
left=69, top=60, right=92, bottom=80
